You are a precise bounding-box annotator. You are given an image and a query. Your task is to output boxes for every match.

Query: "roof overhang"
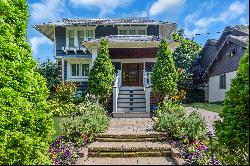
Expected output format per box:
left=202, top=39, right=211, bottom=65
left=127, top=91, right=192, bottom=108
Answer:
left=33, top=24, right=55, bottom=41
left=82, top=41, right=179, bottom=53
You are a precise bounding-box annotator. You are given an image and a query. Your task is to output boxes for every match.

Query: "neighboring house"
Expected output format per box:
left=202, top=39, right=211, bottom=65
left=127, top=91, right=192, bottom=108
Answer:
left=202, top=26, right=249, bottom=102
left=34, top=17, right=178, bottom=117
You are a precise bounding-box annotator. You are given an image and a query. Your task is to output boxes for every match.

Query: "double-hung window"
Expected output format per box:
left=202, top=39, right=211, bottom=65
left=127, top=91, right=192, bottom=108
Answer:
left=71, top=64, right=80, bottom=77
left=119, top=30, right=127, bottom=35
left=70, top=63, right=89, bottom=77
left=138, top=29, right=146, bottom=35
left=78, top=30, right=85, bottom=47
left=219, top=74, right=226, bottom=89
left=82, top=64, right=89, bottom=77
left=68, top=30, right=75, bottom=47
left=86, top=30, right=94, bottom=40
left=129, top=29, right=136, bottom=35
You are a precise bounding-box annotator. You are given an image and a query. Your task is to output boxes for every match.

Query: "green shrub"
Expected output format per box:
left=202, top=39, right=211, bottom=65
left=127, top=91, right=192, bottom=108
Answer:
left=154, top=100, right=207, bottom=141
left=214, top=46, right=249, bottom=165
left=151, top=39, right=178, bottom=101
left=60, top=100, right=110, bottom=145
left=87, top=38, right=114, bottom=107
left=49, top=82, right=78, bottom=116
left=0, top=0, right=53, bottom=164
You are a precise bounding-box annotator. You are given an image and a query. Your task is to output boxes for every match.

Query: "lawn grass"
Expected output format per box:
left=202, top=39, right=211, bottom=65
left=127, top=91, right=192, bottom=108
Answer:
left=52, top=116, right=65, bottom=141
left=186, top=102, right=224, bottom=114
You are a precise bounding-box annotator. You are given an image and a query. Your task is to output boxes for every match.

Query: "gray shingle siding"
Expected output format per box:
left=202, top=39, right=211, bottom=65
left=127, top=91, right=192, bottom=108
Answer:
left=96, top=25, right=118, bottom=38
left=147, top=25, right=159, bottom=36
left=55, top=27, right=66, bottom=56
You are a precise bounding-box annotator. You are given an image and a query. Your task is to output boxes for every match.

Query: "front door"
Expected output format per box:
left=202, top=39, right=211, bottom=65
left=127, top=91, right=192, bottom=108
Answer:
left=122, top=63, right=143, bottom=86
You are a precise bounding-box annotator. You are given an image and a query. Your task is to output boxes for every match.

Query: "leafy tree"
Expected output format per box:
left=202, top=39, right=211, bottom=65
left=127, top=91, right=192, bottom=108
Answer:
left=37, top=59, right=60, bottom=95
left=87, top=38, right=115, bottom=106
left=0, top=0, right=53, bottom=164
left=214, top=45, right=249, bottom=165
left=172, top=32, right=201, bottom=91
left=151, top=39, right=178, bottom=101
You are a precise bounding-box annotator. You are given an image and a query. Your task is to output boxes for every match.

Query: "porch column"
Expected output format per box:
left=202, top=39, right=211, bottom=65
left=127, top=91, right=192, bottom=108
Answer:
left=90, top=47, right=98, bottom=68
left=62, top=58, right=64, bottom=83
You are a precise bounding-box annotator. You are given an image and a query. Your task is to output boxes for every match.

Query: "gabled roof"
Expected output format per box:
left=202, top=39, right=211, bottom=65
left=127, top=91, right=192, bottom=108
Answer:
left=33, top=17, right=176, bottom=41
left=203, top=34, right=248, bottom=79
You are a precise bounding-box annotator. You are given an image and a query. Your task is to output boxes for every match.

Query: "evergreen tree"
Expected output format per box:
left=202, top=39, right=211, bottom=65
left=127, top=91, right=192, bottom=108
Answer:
left=0, top=0, right=53, bottom=164
left=87, top=38, right=114, bottom=106
left=215, top=45, right=249, bottom=165
left=151, top=39, right=178, bottom=101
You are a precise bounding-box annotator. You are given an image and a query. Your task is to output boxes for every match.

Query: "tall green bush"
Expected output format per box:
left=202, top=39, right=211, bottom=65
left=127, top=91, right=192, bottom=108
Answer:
left=151, top=39, right=178, bottom=100
left=0, top=0, right=53, bottom=164
left=215, top=46, right=249, bottom=165
left=87, top=38, right=114, bottom=106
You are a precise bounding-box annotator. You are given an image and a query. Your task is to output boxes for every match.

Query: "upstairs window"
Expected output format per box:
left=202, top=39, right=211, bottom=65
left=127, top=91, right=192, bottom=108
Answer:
left=82, top=64, right=89, bottom=77
left=230, top=48, right=236, bottom=57
left=129, top=29, right=136, bottom=35
left=71, top=64, right=80, bottom=76
left=119, top=30, right=127, bottom=35
left=68, top=30, right=75, bottom=47
left=87, top=30, right=94, bottom=40
left=219, top=74, right=226, bottom=89
left=138, top=29, right=146, bottom=35
left=78, top=30, right=85, bottom=47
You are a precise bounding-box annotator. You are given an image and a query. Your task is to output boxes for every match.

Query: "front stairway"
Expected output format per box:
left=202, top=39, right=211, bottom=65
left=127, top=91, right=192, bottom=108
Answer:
left=113, top=86, right=150, bottom=118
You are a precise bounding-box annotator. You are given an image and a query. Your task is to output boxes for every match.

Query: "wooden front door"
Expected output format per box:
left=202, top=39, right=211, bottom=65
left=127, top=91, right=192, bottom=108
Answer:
left=122, top=63, right=143, bottom=86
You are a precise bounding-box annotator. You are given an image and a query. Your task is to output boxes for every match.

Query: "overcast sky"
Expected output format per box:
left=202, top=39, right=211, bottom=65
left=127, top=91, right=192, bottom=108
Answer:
left=27, top=0, right=249, bottom=61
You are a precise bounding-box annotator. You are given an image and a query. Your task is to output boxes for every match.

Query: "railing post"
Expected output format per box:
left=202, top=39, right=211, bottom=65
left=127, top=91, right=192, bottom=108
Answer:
left=113, top=86, right=118, bottom=112
left=145, top=86, right=150, bottom=113
left=118, top=70, right=122, bottom=87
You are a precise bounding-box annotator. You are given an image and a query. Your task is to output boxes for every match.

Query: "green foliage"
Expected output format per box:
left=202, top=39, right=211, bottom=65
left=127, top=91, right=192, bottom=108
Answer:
left=60, top=100, right=110, bottom=146
left=172, top=32, right=201, bottom=91
left=154, top=100, right=207, bottom=140
left=49, top=82, right=78, bottom=116
left=0, top=0, right=53, bottom=164
left=37, top=59, right=60, bottom=95
left=215, top=46, right=249, bottom=165
left=151, top=39, right=178, bottom=100
left=87, top=38, right=115, bottom=106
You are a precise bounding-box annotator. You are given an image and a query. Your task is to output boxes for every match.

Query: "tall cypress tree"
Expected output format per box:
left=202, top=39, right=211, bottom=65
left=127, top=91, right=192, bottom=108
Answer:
left=0, top=0, right=53, bottom=164
left=215, top=46, right=249, bottom=165
left=151, top=39, right=178, bottom=101
left=87, top=38, right=114, bottom=106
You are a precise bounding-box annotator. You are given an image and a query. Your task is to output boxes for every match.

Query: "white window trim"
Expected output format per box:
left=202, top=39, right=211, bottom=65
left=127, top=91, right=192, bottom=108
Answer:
left=65, top=27, right=96, bottom=49
left=67, top=62, right=90, bottom=79
left=117, top=26, right=147, bottom=35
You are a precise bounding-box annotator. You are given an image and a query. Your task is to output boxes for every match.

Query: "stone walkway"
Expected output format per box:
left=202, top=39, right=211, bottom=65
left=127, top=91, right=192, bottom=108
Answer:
left=185, top=107, right=222, bottom=134
left=80, top=118, right=177, bottom=165
left=83, top=157, right=174, bottom=165
left=106, top=118, right=154, bottom=133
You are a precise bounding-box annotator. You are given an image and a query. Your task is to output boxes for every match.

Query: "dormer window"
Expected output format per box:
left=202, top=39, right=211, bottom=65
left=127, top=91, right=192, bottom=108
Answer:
left=118, top=26, right=147, bottom=35
left=229, top=48, right=236, bottom=57
left=78, top=30, right=85, bottom=47
left=68, top=30, right=75, bottom=47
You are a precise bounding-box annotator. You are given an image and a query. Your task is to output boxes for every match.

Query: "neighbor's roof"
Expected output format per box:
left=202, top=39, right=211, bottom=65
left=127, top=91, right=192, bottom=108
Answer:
left=33, top=17, right=176, bottom=41
left=202, top=34, right=249, bottom=79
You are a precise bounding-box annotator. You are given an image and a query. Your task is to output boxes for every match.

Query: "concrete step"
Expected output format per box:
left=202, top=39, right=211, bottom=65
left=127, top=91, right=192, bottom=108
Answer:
left=119, top=86, right=144, bottom=91
left=118, top=94, right=145, bottom=99
left=118, top=98, right=146, bottom=103
left=119, top=90, right=145, bottom=95
left=95, top=132, right=169, bottom=142
left=81, top=157, right=175, bottom=165
left=113, top=112, right=150, bottom=118
left=88, top=142, right=171, bottom=157
left=117, top=108, right=146, bottom=112
left=117, top=102, right=146, bottom=108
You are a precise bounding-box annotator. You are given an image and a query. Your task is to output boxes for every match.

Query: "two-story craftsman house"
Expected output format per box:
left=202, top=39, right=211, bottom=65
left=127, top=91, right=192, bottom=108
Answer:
left=34, top=17, right=178, bottom=117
